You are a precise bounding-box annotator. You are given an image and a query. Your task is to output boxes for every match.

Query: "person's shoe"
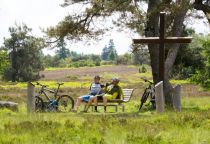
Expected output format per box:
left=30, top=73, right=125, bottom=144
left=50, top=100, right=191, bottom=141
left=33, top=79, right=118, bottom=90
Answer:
left=93, top=110, right=99, bottom=113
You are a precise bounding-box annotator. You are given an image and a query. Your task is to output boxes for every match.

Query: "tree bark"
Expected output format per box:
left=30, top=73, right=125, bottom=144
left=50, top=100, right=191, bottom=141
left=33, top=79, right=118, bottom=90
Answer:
left=146, top=0, right=188, bottom=106
left=146, top=0, right=160, bottom=84
left=164, top=6, right=188, bottom=105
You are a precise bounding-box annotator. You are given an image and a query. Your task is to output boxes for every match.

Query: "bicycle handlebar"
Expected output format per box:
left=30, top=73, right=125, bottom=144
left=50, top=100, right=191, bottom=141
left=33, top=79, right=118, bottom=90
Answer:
left=141, top=78, right=154, bottom=84
left=36, top=82, right=47, bottom=87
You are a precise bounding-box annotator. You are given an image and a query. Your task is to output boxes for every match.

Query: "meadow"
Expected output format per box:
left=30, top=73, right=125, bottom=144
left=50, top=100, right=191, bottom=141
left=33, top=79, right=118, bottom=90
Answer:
left=0, top=65, right=210, bottom=144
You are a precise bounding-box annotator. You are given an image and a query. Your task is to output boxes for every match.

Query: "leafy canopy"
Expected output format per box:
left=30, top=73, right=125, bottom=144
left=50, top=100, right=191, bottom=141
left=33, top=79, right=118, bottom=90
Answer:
left=1, top=24, right=45, bottom=82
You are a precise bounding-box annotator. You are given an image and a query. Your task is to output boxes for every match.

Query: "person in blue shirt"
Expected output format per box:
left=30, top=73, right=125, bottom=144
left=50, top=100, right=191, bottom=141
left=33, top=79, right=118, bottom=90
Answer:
left=73, top=75, right=103, bottom=112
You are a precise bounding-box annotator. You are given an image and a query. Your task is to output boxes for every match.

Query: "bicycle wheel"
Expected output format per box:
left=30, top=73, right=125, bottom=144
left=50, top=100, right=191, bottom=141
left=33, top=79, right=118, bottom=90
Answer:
left=35, top=96, right=44, bottom=112
left=138, top=91, right=150, bottom=111
left=57, top=95, right=74, bottom=112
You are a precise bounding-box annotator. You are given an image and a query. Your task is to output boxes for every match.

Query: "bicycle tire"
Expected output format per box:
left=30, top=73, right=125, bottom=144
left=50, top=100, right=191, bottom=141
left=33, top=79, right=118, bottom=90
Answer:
left=138, top=91, right=150, bottom=111
left=57, top=95, right=74, bottom=112
left=35, top=96, right=44, bottom=112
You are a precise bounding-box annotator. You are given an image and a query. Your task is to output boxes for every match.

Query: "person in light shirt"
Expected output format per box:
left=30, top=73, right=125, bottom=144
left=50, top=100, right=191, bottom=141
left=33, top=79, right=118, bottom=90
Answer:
left=73, top=75, right=103, bottom=112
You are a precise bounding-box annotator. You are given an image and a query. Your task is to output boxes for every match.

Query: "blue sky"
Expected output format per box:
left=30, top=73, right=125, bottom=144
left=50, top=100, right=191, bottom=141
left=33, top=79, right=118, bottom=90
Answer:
left=0, top=0, right=209, bottom=55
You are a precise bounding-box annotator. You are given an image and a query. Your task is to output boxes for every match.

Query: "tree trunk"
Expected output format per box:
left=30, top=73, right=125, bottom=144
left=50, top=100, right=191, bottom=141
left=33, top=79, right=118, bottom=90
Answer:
left=164, top=6, right=188, bottom=105
left=146, top=0, right=188, bottom=106
left=146, top=0, right=160, bottom=84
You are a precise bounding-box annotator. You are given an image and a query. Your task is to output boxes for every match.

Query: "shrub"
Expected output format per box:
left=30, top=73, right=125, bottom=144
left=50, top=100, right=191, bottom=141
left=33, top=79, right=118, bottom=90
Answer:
left=101, top=61, right=115, bottom=65
left=139, top=65, right=147, bottom=73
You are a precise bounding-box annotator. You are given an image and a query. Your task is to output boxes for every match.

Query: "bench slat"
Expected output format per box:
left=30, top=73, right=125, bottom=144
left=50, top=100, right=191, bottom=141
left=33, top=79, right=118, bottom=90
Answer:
left=122, top=89, right=133, bottom=91
left=123, top=92, right=133, bottom=95
left=123, top=98, right=130, bottom=101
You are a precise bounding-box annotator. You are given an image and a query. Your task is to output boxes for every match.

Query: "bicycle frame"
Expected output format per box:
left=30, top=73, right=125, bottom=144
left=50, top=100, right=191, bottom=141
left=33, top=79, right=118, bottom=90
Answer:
left=139, top=78, right=156, bottom=111
left=35, top=82, right=74, bottom=112
left=37, top=82, right=63, bottom=100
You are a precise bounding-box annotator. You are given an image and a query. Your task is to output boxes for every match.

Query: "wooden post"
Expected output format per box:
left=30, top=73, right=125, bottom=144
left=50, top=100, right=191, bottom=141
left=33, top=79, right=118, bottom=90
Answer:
left=173, top=85, right=181, bottom=112
left=27, top=82, right=35, bottom=113
left=155, top=81, right=164, bottom=113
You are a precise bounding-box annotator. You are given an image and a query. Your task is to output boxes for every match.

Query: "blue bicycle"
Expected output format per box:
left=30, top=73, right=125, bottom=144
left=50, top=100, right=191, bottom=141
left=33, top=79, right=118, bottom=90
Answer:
left=35, top=82, right=74, bottom=112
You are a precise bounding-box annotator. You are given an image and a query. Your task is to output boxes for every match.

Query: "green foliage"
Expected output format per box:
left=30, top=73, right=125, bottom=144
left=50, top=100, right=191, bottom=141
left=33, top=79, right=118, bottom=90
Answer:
left=56, top=38, right=70, bottom=59
left=191, top=36, right=210, bottom=89
left=100, top=60, right=115, bottom=65
left=132, top=47, right=150, bottom=65
left=139, top=65, right=147, bottom=73
left=1, top=24, right=45, bottom=82
left=172, top=29, right=205, bottom=79
left=69, top=60, right=95, bottom=68
left=0, top=51, right=9, bottom=75
left=43, top=51, right=101, bottom=68
left=43, top=55, right=60, bottom=67
left=101, top=39, right=118, bottom=61
left=116, top=53, right=132, bottom=65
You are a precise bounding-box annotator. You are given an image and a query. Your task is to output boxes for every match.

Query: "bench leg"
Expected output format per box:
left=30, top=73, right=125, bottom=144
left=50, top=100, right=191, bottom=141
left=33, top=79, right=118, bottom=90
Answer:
left=122, top=105, right=125, bottom=112
left=114, top=105, right=118, bottom=112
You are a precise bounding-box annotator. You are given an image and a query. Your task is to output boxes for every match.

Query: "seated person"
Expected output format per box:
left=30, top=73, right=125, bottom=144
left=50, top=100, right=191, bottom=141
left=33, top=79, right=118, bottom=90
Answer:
left=102, top=77, right=123, bottom=112
left=73, top=75, right=103, bottom=112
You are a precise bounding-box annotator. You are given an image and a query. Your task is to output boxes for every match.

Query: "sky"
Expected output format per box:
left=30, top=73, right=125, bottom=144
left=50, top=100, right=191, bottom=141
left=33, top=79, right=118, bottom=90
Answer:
left=0, top=0, right=209, bottom=55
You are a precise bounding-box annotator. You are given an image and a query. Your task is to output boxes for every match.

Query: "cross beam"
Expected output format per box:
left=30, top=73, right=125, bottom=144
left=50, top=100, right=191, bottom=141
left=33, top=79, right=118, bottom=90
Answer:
left=133, top=12, right=192, bottom=83
left=133, top=37, right=192, bottom=44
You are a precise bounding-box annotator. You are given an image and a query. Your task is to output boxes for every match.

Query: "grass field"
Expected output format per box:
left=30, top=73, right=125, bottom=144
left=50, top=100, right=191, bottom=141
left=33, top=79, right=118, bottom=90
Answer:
left=0, top=65, right=210, bottom=144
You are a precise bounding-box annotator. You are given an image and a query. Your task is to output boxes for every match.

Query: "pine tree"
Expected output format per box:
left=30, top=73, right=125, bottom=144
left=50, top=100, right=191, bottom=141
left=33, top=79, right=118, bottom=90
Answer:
left=56, top=39, right=70, bottom=59
left=101, top=45, right=109, bottom=60
left=1, top=24, right=45, bottom=82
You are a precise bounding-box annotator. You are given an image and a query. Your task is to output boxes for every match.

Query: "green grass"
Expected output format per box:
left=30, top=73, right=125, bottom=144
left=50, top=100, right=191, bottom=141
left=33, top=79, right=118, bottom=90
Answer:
left=0, top=97, right=210, bottom=144
left=0, top=65, right=210, bottom=143
left=170, top=79, right=191, bottom=85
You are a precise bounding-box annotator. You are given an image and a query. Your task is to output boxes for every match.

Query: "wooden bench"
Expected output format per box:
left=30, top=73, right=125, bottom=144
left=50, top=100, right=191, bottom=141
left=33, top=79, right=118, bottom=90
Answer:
left=88, top=89, right=134, bottom=112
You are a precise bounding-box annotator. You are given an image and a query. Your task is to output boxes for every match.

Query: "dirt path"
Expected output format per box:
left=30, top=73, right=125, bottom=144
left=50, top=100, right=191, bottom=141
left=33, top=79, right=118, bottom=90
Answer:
left=40, top=65, right=139, bottom=81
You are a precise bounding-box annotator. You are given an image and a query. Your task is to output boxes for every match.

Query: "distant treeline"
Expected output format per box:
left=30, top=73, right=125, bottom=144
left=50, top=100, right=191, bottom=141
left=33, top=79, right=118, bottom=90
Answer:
left=0, top=24, right=209, bottom=89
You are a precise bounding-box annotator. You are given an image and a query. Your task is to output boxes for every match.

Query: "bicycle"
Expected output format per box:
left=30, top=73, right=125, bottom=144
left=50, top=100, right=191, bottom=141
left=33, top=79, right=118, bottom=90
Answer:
left=35, top=82, right=74, bottom=112
left=138, top=78, right=156, bottom=111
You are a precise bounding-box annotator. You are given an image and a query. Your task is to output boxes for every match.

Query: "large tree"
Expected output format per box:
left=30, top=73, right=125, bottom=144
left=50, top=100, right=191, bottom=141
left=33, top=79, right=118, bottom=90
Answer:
left=46, top=0, right=210, bottom=105
left=1, top=24, right=45, bottom=82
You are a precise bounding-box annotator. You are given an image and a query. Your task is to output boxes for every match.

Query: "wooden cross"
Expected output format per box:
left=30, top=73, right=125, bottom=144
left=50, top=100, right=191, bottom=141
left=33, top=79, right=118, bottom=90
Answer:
left=133, top=12, right=192, bottom=83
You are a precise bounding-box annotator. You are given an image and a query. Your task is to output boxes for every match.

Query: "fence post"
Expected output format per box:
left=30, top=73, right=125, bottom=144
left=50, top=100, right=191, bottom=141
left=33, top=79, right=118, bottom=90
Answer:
left=27, top=82, right=35, bottom=113
left=173, top=84, right=181, bottom=112
left=155, top=81, right=164, bottom=113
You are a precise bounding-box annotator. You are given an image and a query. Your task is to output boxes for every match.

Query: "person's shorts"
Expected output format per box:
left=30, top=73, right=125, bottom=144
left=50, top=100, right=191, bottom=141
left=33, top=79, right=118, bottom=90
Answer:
left=82, top=95, right=92, bottom=102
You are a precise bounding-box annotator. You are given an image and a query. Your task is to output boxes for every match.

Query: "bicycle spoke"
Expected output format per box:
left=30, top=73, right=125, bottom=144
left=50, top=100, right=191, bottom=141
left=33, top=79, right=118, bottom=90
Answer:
left=57, top=95, right=74, bottom=113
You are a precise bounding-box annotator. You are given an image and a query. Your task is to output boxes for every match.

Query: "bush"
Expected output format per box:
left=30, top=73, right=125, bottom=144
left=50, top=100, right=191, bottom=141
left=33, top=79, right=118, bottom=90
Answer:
left=139, top=65, right=147, bottom=73
left=100, top=61, right=115, bottom=65
left=95, top=60, right=101, bottom=66
left=190, top=36, right=210, bottom=89
left=2, top=67, right=15, bottom=81
left=0, top=51, right=9, bottom=75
